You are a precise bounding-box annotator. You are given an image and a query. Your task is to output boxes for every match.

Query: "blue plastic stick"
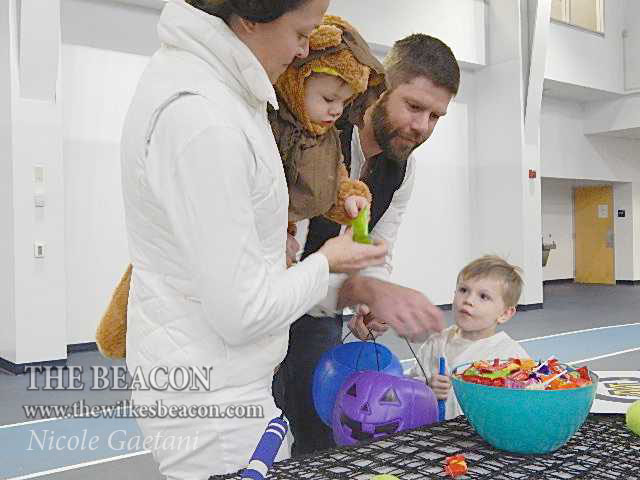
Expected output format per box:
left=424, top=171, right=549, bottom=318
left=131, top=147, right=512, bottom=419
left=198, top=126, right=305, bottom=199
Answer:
left=241, top=416, right=288, bottom=480
left=438, top=356, right=446, bottom=421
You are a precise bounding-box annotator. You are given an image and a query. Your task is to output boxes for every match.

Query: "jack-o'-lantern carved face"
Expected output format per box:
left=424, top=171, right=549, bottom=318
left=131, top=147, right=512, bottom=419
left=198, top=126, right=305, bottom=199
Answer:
left=332, top=371, right=439, bottom=446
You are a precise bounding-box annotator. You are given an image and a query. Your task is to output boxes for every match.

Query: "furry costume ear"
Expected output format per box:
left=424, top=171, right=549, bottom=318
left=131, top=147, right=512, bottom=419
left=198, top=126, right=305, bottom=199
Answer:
left=322, top=14, right=355, bottom=32
left=309, top=24, right=342, bottom=50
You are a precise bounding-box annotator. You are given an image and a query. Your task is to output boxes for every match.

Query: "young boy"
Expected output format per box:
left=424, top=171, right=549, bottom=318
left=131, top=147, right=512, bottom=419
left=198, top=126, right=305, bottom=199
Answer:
left=409, top=255, right=529, bottom=419
left=270, top=14, right=387, bottom=229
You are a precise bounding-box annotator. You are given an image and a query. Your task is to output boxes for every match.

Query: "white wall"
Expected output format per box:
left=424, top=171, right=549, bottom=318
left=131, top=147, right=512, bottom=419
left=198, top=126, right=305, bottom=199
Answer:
left=541, top=178, right=574, bottom=280
left=583, top=93, right=640, bottom=136
left=62, top=0, right=160, bottom=56
left=542, top=97, right=640, bottom=181
left=546, top=0, right=625, bottom=93
left=541, top=96, right=640, bottom=281
left=62, top=44, right=148, bottom=344
left=391, top=71, right=475, bottom=306
left=624, top=0, right=640, bottom=91
left=328, top=0, right=486, bottom=67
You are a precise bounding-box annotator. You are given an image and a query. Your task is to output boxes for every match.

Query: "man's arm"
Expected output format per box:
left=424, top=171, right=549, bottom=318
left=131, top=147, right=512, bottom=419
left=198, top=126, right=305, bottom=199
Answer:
left=337, top=275, right=444, bottom=342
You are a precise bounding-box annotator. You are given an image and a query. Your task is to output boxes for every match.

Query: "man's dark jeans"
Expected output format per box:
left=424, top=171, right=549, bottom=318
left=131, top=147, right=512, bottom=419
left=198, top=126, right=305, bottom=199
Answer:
left=272, top=313, right=343, bottom=456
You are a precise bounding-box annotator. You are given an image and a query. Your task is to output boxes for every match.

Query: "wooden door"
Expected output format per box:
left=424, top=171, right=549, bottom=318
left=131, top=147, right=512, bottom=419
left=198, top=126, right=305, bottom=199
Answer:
left=574, top=186, right=614, bottom=284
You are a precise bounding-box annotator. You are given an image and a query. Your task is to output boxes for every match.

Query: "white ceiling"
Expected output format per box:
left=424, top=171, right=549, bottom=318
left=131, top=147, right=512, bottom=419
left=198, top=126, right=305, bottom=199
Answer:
left=62, top=0, right=161, bottom=56
left=593, top=127, right=640, bottom=139
left=110, top=0, right=166, bottom=9
left=542, top=79, right=623, bottom=103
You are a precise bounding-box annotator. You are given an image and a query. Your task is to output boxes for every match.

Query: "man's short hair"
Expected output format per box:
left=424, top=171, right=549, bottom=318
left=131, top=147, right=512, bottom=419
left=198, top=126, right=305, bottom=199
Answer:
left=384, top=34, right=460, bottom=95
left=457, top=256, right=524, bottom=308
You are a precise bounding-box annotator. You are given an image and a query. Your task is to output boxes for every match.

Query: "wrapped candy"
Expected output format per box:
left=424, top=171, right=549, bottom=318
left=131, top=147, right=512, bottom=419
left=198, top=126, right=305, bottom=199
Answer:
left=456, top=358, right=591, bottom=390
left=444, top=454, right=468, bottom=477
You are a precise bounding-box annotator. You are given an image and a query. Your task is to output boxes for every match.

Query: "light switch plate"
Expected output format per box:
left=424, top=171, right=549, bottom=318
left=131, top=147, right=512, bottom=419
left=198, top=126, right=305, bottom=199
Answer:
left=34, top=165, right=45, bottom=184
left=34, top=242, right=45, bottom=258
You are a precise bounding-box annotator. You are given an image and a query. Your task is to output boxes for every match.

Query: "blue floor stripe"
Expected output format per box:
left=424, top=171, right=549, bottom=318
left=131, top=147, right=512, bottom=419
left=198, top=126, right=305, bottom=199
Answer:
left=0, top=416, right=143, bottom=478
left=519, top=324, right=640, bottom=364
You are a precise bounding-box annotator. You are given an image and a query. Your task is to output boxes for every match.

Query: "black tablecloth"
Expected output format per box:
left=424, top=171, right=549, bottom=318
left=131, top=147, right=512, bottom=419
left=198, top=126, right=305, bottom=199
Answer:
left=210, top=414, right=640, bottom=479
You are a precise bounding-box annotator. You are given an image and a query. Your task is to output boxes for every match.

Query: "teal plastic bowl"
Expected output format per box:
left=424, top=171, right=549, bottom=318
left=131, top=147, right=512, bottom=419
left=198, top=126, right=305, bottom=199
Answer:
left=451, top=362, right=598, bottom=454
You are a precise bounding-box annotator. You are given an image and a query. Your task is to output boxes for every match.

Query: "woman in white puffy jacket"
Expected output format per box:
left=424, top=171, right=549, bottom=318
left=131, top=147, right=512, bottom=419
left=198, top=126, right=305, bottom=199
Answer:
left=120, top=0, right=387, bottom=477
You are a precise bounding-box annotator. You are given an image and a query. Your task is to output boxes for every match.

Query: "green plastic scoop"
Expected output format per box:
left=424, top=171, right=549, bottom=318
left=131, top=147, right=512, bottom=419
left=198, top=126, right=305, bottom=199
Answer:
left=351, top=206, right=372, bottom=244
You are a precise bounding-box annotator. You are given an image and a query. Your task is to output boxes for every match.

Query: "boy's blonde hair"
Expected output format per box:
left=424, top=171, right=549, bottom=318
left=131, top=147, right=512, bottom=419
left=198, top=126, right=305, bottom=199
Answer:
left=457, top=256, right=523, bottom=308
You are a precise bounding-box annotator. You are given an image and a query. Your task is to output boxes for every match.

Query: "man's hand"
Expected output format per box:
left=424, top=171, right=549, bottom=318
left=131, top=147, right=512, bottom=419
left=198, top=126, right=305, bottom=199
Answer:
left=347, top=304, right=389, bottom=340
left=338, top=276, right=445, bottom=342
left=430, top=373, right=451, bottom=401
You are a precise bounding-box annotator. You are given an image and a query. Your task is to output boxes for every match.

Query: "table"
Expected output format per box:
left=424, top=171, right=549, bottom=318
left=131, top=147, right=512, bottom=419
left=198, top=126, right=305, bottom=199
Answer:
left=210, top=414, right=640, bottom=479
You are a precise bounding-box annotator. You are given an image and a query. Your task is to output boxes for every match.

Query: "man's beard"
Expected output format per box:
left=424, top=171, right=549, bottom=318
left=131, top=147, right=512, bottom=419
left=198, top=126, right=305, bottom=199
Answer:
left=371, top=94, right=425, bottom=165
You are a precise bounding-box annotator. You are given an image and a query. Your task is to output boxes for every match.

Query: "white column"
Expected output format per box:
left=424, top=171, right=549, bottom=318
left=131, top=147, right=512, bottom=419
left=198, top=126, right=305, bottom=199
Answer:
left=521, top=0, right=550, bottom=304
left=0, top=0, right=66, bottom=365
left=471, top=0, right=547, bottom=306
left=0, top=0, right=16, bottom=363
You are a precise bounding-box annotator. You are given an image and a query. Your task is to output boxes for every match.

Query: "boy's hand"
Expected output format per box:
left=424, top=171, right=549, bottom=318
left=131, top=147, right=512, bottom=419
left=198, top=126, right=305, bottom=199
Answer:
left=430, top=374, right=451, bottom=400
left=285, top=233, right=300, bottom=268
left=344, top=195, right=369, bottom=219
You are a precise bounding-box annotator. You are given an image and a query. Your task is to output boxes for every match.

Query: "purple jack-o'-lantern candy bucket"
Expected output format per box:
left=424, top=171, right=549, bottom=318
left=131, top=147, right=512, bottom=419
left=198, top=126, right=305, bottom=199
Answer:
left=332, top=370, right=438, bottom=446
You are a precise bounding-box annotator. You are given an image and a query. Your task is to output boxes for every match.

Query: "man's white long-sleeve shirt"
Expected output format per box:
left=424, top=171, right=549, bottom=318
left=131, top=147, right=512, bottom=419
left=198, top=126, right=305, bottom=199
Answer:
left=300, top=126, right=417, bottom=316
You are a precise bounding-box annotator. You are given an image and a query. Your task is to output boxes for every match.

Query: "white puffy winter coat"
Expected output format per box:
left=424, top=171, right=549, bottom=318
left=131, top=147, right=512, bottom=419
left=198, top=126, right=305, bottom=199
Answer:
left=121, top=0, right=329, bottom=392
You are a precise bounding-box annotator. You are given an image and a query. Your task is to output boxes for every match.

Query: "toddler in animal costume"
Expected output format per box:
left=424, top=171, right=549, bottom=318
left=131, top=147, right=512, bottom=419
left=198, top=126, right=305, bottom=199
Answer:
left=271, top=14, right=385, bottom=230
left=96, top=15, right=386, bottom=358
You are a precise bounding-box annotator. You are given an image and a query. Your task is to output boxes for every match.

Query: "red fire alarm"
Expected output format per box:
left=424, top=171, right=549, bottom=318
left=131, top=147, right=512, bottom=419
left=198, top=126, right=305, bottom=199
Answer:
left=528, top=169, right=537, bottom=179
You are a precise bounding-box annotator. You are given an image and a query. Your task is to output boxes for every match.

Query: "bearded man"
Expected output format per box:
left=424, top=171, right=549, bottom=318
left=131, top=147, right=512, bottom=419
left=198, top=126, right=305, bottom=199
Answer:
left=273, top=33, right=461, bottom=456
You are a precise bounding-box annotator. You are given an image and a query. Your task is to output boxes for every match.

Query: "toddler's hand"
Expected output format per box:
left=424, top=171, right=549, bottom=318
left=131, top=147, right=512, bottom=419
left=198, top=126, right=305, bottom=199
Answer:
left=430, top=374, right=451, bottom=400
left=344, top=195, right=369, bottom=219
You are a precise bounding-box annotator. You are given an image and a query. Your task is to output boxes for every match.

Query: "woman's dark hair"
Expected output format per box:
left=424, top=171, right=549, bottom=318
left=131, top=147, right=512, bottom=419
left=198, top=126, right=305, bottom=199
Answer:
left=187, top=0, right=311, bottom=23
